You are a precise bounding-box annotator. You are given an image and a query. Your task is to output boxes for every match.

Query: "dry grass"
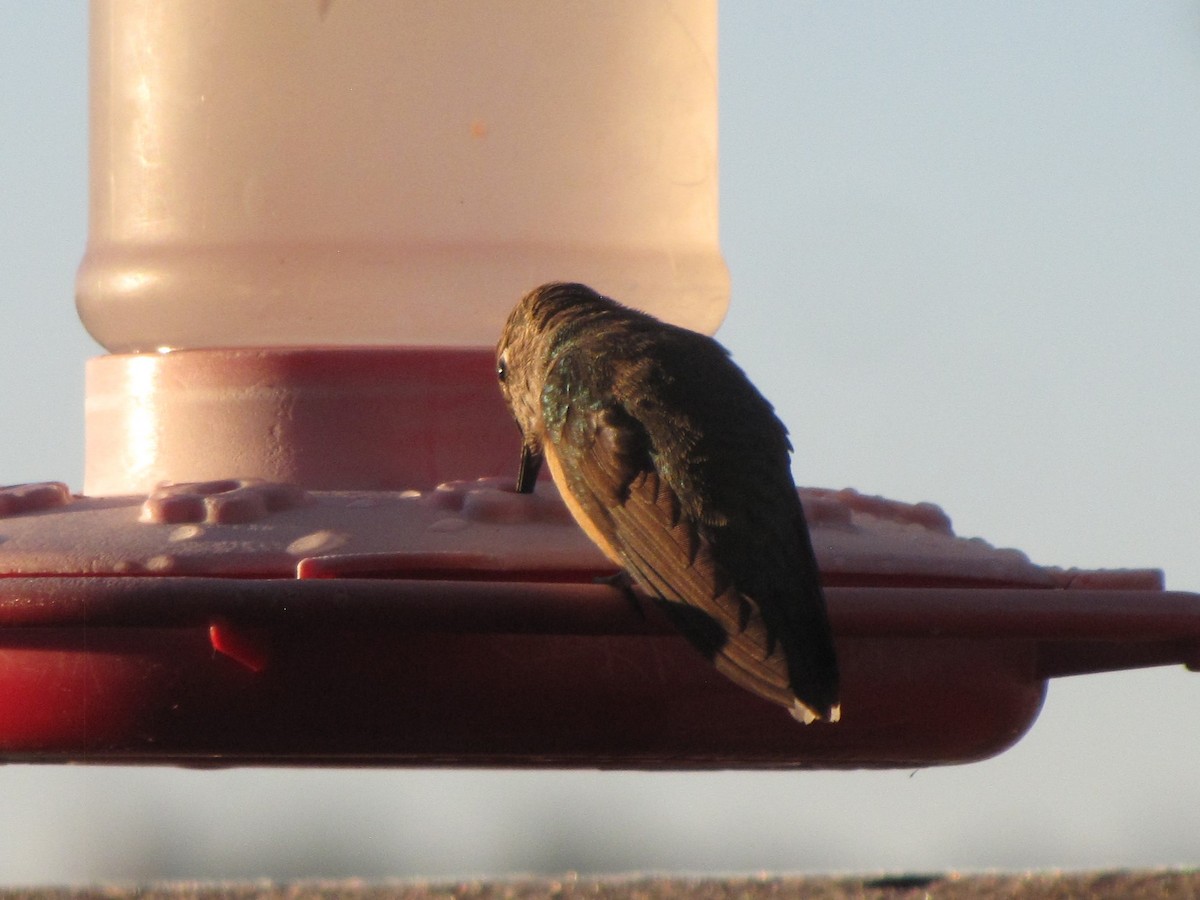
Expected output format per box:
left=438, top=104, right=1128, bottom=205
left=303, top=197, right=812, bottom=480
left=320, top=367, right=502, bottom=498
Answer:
left=3, top=871, right=1200, bottom=900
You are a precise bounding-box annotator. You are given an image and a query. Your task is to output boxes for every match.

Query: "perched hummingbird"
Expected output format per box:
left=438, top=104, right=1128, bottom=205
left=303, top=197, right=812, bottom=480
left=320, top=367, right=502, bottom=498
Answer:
left=496, top=282, right=840, bottom=723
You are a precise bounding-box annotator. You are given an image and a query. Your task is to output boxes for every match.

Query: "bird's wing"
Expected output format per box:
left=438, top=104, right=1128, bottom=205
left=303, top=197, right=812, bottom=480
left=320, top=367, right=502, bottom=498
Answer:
left=545, top=357, right=814, bottom=715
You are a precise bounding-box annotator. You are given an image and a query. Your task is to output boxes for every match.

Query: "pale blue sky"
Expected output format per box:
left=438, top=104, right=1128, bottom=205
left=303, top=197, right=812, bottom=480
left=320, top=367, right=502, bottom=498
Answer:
left=1, top=2, right=1199, bottom=883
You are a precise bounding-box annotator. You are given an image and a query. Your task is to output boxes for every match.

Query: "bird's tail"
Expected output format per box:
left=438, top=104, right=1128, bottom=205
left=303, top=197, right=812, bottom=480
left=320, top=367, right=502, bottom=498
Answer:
left=658, top=592, right=841, bottom=724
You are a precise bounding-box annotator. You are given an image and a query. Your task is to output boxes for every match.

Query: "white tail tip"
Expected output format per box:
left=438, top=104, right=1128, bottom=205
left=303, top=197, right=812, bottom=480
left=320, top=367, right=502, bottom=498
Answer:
left=791, top=700, right=842, bottom=725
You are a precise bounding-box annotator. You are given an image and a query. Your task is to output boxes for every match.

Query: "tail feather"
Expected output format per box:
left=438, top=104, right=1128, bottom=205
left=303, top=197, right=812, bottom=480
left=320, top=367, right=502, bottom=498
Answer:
left=660, top=591, right=841, bottom=723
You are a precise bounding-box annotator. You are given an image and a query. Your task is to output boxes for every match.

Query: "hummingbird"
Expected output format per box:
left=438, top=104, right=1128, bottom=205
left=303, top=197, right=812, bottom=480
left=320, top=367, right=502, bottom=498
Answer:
left=496, top=282, right=840, bottom=723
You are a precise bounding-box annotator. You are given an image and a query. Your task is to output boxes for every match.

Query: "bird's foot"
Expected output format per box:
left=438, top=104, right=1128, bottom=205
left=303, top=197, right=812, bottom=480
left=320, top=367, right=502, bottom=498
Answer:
left=594, top=570, right=645, bottom=618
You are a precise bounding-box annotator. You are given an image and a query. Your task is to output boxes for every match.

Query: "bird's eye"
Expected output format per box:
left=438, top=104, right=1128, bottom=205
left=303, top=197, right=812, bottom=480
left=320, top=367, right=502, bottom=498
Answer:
left=497, top=355, right=508, bottom=383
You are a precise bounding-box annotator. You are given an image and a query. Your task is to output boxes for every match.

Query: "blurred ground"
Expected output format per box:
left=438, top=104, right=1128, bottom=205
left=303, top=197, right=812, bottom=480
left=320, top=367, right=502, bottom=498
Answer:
left=2, top=871, right=1199, bottom=899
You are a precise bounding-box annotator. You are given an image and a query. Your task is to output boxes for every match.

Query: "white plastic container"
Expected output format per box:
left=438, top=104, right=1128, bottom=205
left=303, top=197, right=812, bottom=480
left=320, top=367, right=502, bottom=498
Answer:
left=77, top=0, right=728, bottom=352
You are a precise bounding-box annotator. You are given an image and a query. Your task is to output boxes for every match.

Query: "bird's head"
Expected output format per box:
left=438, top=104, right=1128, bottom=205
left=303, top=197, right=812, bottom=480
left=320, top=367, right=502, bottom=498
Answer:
left=497, top=282, right=593, bottom=491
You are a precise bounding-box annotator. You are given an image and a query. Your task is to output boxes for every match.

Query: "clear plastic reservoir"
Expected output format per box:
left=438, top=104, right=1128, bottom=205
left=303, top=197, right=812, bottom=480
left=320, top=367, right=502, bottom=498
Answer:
left=77, top=1, right=729, bottom=352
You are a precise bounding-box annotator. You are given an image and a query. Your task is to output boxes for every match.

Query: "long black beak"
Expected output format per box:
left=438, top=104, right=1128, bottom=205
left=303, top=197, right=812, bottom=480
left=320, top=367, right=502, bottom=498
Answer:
left=516, top=443, right=544, bottom=494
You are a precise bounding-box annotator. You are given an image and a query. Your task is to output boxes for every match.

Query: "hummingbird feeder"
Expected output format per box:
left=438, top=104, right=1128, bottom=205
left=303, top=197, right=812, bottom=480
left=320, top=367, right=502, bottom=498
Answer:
left=1, top=1, right=1196, bottom=769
